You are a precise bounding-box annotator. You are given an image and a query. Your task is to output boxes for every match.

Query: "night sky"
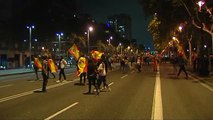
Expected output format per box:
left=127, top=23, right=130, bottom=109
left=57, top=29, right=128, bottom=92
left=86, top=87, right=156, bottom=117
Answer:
left=76, top=0, right=153, bottom=49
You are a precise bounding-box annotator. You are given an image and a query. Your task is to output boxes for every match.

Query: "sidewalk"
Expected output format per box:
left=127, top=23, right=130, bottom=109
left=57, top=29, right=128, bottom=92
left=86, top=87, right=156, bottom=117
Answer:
left=0, top=68, right=34, bottom=76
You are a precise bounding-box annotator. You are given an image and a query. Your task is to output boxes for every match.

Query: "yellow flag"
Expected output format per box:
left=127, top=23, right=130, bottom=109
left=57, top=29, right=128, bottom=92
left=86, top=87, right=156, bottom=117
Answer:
left=91, top=50, right=103, bottom=61
left=34, top=57, right=42, bottom=70
left=48, top=59, right=57, bottom=73
left=77, top=57, right=88, bottom=76
left=177, top=44, right=187, bottom=60
left=69, top=44, right=80, bottom=60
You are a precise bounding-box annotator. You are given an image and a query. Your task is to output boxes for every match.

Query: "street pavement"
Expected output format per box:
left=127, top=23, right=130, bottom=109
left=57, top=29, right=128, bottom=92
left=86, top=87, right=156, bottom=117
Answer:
left=1, top=63, right=212, bottom=86
left=0, top=62, right=213, bottom=119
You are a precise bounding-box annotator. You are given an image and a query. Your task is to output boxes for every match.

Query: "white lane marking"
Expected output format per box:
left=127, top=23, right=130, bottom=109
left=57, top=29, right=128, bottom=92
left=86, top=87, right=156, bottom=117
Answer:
left=191, top=77, right=213, bottom=92
left=0, top=79, right=79, bottom=103
left=0, top=84, right=13, bottom=88
left=151, top=66, right=163, bottom=120
left=199, top=82, right=213, bottom=92
left=121, top=74, right=128, bottom=79
left=108, top=82, right=114, bottom=86
left=44, top=102, right=79, bottom=120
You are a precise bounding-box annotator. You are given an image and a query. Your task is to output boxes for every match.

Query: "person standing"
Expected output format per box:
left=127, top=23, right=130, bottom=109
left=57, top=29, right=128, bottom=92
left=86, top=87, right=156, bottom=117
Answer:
left=85, top=58, right=99, bottom=94
left=56, top=56, right=67, bottom=83
left=47, top=58, right=56, bottom=79
left=77, top=55, right=87, bottom=85
left=41, top=55, right=49, bottom=92
left=177, top=54, right=188, bottom=79
left=33, top=56, right=39, bottom=80
left=153, top=56, right=158, bottom=72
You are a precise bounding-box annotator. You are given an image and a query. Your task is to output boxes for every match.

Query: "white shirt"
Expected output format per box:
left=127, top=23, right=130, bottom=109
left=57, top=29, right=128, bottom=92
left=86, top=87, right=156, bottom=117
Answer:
left=98, top=62, right=106, bottom=76
left=60, top=59, right=67, bottom=69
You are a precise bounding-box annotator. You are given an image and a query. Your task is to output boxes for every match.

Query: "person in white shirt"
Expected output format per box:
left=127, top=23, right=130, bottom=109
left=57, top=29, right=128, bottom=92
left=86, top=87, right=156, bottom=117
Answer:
left=56, top=56, right=67, bottom=83
left=97, top=56, right=111, bottom=91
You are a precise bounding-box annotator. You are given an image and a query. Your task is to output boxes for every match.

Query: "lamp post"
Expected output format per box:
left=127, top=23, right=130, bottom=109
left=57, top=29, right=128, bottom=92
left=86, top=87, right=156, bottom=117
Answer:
left=56, top=32, right=63, bottom=54
left=197, top=0, right=205, bottom=12
left=119, top=43, right=122, bottom=55
left=27, top=25, right=34, bottom=68
left=87, top=26, right=93, bottom=54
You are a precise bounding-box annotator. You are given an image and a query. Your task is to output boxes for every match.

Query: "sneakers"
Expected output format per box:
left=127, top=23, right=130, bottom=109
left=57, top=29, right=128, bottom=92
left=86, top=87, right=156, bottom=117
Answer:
left=62, top=80, right=67, bottom=83
left=56, top=80, right=60, bottom=83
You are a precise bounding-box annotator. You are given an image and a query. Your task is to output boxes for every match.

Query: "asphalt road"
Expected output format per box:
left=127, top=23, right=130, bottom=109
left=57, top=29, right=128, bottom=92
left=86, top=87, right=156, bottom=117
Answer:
left=0, top=63, right=213, bottom=120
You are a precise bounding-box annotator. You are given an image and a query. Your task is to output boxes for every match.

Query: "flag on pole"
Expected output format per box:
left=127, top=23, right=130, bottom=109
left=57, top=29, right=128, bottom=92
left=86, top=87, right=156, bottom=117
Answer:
left=177, top=44, right=187, bottom=60
left=91, top=50, right=103, bottom=61
left=69, top=44, right=80, bottom=60
left=77, top=57, right=88, bottom=76
left=34, top=57, right=42, bottom=70
left=48, top=59, right=57, bottom=73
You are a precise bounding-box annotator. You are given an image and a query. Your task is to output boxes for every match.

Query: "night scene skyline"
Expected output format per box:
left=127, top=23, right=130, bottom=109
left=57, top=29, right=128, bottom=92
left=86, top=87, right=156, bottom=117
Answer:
left=76, top=0, right=153, bottom=49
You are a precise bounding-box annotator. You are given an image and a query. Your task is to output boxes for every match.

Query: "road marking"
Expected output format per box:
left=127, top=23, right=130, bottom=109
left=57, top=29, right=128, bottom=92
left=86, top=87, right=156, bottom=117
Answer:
left=44, top=102, right=79, bottom=120
left=151, top=66, right=163, bottom=120
left=0, top=84, right=13, bottom=88
left=199, top=82, right=213, bottom=92
left=190, top=77, right=213, bottom=92
left=121, top=74, right=128, bottom=79
left=108, top=82, right=114, bottom=86
left=0, top=79, right=79, bottom=103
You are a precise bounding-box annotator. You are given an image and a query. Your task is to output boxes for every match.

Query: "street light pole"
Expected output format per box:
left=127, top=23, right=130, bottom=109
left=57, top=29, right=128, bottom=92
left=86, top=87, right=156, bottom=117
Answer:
left=87, top=27, right=93, bottom=54
left=27, top=25, right=34, bottom=68
left=119, top=43, right=122, bottom=55
left=56, top=32, right=63, bottom=55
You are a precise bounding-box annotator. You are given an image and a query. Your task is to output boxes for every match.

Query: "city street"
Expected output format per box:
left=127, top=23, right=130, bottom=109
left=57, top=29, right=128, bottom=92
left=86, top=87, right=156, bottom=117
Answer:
left=0, top=63, right=213, bottom=120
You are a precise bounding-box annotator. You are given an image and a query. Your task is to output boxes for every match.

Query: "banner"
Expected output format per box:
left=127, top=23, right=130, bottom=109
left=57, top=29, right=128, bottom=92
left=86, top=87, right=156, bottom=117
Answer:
left=69, top=44, right=80, bottom=60
left=34, top=57, right=42, bottom=70
left=77, top=57, right=88, bottom=76
left=48, top=59, right=57, bottom=73
left=91, top=50, right=103, bottom=61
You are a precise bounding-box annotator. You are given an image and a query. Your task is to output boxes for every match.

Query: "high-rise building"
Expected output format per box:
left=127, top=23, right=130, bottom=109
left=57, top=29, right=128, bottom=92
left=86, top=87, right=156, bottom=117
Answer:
left=107, top=14, right=132, bottom=41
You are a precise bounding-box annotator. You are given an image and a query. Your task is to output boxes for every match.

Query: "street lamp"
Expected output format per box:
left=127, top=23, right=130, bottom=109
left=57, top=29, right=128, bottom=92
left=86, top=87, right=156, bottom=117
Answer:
left=27, top=25, right=34, bottom=68
left=87, top=26, right=93, bottom=54
left=197, top=0, right=205, bottom=12
left=108, top=36, right=113, bottom=45
left=56, top=32, right=63, bottom=54
left=119, top=43, right=122, bottom=55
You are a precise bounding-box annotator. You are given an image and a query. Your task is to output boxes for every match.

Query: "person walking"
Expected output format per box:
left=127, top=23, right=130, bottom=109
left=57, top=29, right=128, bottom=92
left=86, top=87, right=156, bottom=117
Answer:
left=85, top=58, right=99, bottom=95
left=41, top=55, right=49, bottom=92
left=136, top=56, right=142, bottom=72
left=177, top=54, right=188, bottom=79
left=97, top=55, right=111, bottom=91
left=56, top=56, right=67, bottom=83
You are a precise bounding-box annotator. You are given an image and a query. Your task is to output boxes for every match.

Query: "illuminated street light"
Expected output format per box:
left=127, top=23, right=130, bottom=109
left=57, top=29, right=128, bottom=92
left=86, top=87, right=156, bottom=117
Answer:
left=87, top=26, right=93, bottom=54
left=27, top=25, right=34, bottom=68
left=197, top=1, right=205, bottom=12
left=56, top=32, right=63, bottom=53
left=119, top=43, right=122, bottom=54
left=178, top=26, right=183, bottom=32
